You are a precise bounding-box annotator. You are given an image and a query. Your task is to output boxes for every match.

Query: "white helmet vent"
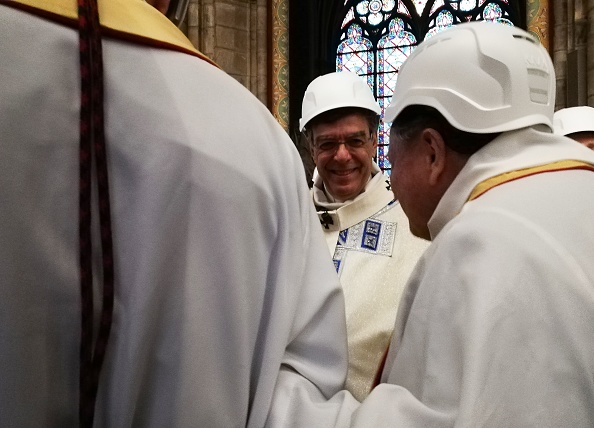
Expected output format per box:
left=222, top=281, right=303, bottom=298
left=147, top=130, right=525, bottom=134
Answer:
left=528, top=68, right=550, bottom=104
left=513, top=34, right=537, bottom=44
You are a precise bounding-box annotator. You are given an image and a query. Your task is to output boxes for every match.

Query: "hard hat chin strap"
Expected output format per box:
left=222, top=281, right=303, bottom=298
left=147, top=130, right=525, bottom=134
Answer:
left=166, top=0, right=189, bottom=27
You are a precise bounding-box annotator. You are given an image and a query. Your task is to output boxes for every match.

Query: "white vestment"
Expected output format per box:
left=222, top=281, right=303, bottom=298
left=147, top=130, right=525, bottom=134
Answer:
left=312, top=163, right=428, bottom=400
left=0, top=2, right=347, bottom=426
left=269, top=127, right=594, bottom=427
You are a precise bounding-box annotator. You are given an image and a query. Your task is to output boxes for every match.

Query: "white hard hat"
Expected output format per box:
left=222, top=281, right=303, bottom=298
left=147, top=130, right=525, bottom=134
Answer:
left=300, top=71, right=381, bottom=131
left=385, top=21, right=555, bottom=133
left=553, top=106, right=594, bottom=136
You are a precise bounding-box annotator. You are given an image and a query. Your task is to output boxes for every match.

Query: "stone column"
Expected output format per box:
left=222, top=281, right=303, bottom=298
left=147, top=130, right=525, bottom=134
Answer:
left=550, top=0, right=592, bottom=108
left=186, top=0, right=215, bottom=59
left=587, top=0, right=594, bottom=104
left=551, top=1, right=568, bottom=109
left=572, top=0, right=589, bottom=105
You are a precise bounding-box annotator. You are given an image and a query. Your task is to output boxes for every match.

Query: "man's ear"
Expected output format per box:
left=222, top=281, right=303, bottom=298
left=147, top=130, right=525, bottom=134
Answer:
left=371, top=130, right=379, bottom=151
left=307, top=136, right=317, bottom=164
left=420, top=128, right=447, bottom=186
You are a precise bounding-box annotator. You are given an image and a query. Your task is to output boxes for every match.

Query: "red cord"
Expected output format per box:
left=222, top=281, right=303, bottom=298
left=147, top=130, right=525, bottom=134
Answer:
left=77, top=0, right=115, bottom=425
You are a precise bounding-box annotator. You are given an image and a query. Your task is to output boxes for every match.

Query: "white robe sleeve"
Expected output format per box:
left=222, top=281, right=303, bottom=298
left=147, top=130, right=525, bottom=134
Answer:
left=269, top=206, right=594, bottom=427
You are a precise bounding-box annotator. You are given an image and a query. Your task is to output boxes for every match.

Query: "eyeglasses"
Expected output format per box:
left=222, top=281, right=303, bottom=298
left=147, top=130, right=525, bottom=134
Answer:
left=313, top=132, right=373, bottom=153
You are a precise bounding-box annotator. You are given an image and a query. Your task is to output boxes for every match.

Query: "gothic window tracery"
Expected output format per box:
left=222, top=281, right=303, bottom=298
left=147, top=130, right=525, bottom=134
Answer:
left=336, top=0, right=519, bottom=174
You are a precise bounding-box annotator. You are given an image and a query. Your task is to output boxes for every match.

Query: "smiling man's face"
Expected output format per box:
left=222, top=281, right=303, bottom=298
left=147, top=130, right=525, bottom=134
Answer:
left=310, top=112, right=377, bottom=202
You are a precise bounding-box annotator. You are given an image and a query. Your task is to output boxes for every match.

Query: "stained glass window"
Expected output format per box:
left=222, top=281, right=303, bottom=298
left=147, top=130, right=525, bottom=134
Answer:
left=336, top=0, right=519, bottom=175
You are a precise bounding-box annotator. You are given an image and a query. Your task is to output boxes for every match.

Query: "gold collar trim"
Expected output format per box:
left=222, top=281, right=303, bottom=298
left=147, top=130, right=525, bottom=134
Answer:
left=468, top=160, right=594, bottom=202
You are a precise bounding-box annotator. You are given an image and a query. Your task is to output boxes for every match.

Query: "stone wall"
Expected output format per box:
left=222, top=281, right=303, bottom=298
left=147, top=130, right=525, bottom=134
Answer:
left=183, top=0, right=268, bottom=105
left=552, top=1, right=568, bottom=109
left=588, top=0, right=594, bottom=104
left=552, top=0, right=594, bottom=108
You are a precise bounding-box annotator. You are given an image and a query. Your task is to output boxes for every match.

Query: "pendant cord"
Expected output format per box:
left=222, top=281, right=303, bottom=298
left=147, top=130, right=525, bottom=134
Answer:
left=78, top=1, right=115, bottom=426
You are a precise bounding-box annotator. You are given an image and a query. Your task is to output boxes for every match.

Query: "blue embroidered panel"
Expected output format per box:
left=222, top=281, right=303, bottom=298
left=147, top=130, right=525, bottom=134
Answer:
left=330, top=204, right=398, bottom=276
left=361, top=220, right=381, bottom=251
left=333, top=259, right=341, bottom=273
left=338, top=230, right=349, bottom=246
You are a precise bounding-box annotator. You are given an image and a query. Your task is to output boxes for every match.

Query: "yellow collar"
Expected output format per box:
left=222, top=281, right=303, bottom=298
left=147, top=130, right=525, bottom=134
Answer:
left=468, top=160, right=594, bottom=201
left=1, top=0, right=217, bottom=66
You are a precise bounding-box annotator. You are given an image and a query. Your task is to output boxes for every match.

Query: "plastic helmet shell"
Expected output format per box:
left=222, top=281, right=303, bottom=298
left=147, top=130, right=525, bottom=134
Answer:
left=300, top=71, right=381, bottom=131
left=384, top=21, right=555, bottom=133
left=553, top=106, right=594, bottom=136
